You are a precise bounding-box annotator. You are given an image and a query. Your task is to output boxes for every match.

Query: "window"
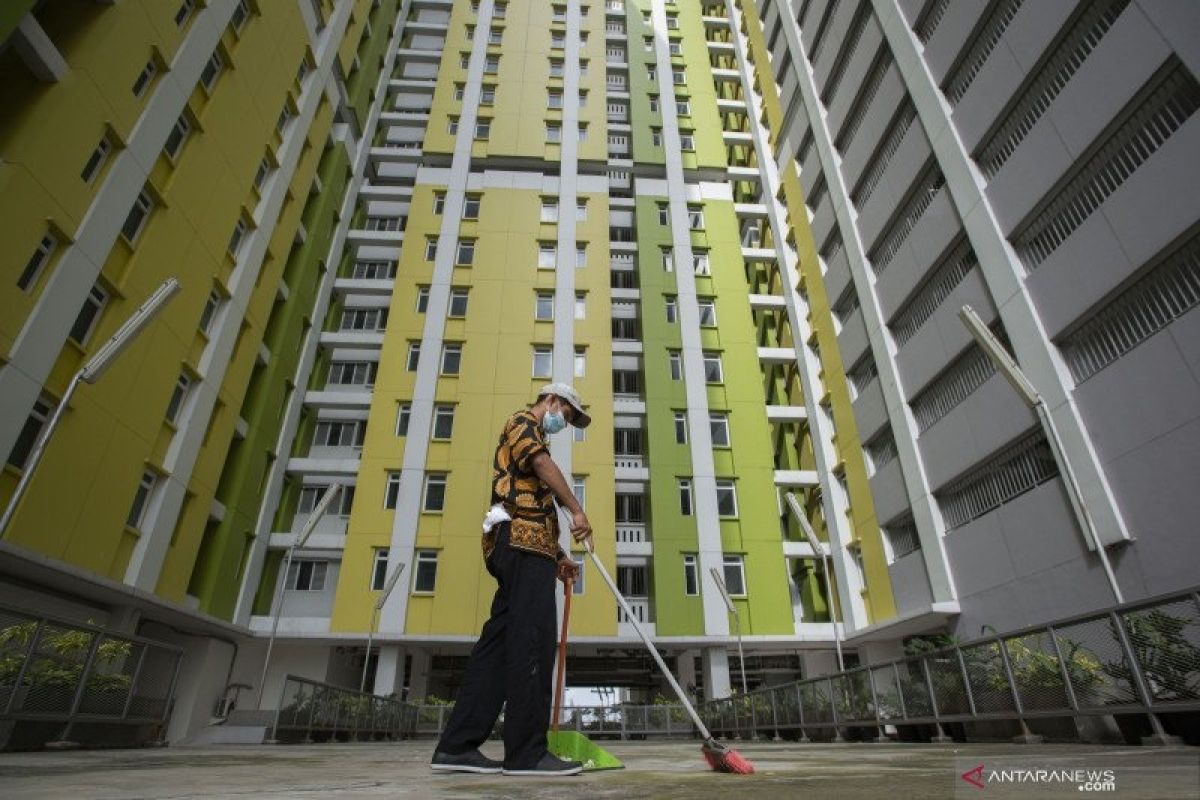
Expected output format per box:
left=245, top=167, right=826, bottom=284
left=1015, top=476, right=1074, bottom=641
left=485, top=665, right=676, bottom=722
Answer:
left=474, top=119, right=491, bottom=139
left=548, top=89, right=563, bottom=109
left=6, top=396, right=52, bottom=471
left=227, top=218, right=248, bottom=257
left=687, top=205, right=704, bottom=229
left=678, top=479, right=693, bottom=515
left=81, top=137, right=112, bottom=183
left=489, top=27, right=503, bottom=45
left=199, top=289, right=222, bottom=335
left=460, top=53, right=470, bottom=69
left=127, top=470, right=157, bottom=530
left=423, top=474, right=447, bottom=512
left=574, top=347, right=586, bottom=378
left=536, top=292, right=554, bottom=321
left=313, top=420, right=364, bottom=447
left=665, top=296, right=677, bottom=323
left=533, top=347, right=552, bottom=378
left=575, top=244, right=587, bottom=269
left=448, top=288, right=469, bottom=317
left=200, top=50, right=224, bottom=90
left=716, top=480, right=738, bottom=516
left=572, top=476, right=586, bottom=509
left=571, top=559, right=585, bottom=595
left=651, top=128, right=662, bottom=147
left=351, top=260, right=397, bottom=280
left=672, top=69, right=686, bottom=85
left=276, top=102, right=294, bottom=134
left=416, top=287, right=430, bottom=313
left=166, top=373, right=191, bottom=424
left=462, top=194, right=481, bottom=219
left=692, top=250, right=710, bottom=275
left=666, top=13, right=680, bottom=30
left=456, top=238, right=475, bottom=265
left=541, top=199, right=559, bottom=223
left=494, top=2, right=507, bottom=18
left=371, top=549, right=390, bottom=591
left=434, top=192, right=446, bottom=214
left=384, top=472, right=401, bottom=509
left=174, top=0, right=195, bottom=27
left=121, top=190, right=154, bottom=244
left=425, top=237, right=438, bottom=261
left=327, top=361, right=377, bottom=386
left=644, top=36, right=654, bottom=52
left=676, top=100, right=691, bottom=116
left=69, top=285, right=108, bottom=345
left=669, top=351, right=682, bottom=380
left=697, top=299, right=716, bottom=326
left=546, top=123, right=562, bottom=143
left=484, top=55, right=500, bottom=73
left=578, top=123, right=588, bottom=142
left=230, top=0, right=250, bottom=32
left=660, top=247, right=674, bottom=272
left=396, top=403, right=411, bottom=435
left=340, top=308, right=388, bottom=330
left=549, top=58, right=564, bottom=77
left=480, top=85, right=496, bottom=104
left=722, top=554, right=746, bottom=596
left=132, top=59, right=157, bottom=97
left=253, top=157, right=272, bottom=192
left=406, top=343, right=421, bottom=371
left=298, top=484, right=354, bottom=515
left=413, top=550, right=439, bottom=592
left=649, top=95, right=660, bottom=113
left=702, top=351, right=723, bottom=383
left=579, top=90, right=588, bottom=108
left=574, top=293, right=586, bottom=319
left=538, top=242, right=557, bottom=269
left=447, top=117, right=459, bottom=135
left=683, top=554, right=698, bottom=596
left=656, top=203, right=669, bottom=225
left=576, top=201, right=588, bottom=221
left=679, top=132, right=695, bottom=151
left=551, top=31, right=565, bottom=49
left=283, top=559, right=329, bottom=592
left=709, top=413, right=729, bottom=446
left=669, top=41, right=682, bottom=56
left=647, top=66, right=656, bottom=82
left=163, top=114, right=192, bottom=160
left=17, top=234, right=57, bottom=291
left=674, top=412, right=687, bottom=444
left=440, top=343, right=462, bottom=375
left=433, top=405, right=455, bottom=439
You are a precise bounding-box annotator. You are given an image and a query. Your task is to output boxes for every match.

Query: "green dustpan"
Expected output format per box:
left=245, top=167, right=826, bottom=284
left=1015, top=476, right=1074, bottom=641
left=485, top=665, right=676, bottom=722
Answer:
left=547, top=729, right=624, bottom=771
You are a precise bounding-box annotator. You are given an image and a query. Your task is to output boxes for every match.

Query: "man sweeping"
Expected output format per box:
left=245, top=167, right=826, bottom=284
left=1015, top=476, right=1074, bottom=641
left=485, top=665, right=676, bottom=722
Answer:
left=431, top=383, right=593, bottom=776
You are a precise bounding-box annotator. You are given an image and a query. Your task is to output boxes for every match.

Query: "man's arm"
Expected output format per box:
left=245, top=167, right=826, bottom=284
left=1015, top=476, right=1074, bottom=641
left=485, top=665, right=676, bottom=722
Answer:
left=531, top=450, right=593, bottom=549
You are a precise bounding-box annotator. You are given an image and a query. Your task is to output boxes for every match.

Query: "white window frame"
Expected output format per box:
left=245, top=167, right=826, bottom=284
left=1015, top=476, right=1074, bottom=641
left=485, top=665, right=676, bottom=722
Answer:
left=535, top=292, right=554, bottom=321
left=432, top=405, right=455, bottom=440
left=533, top=346, right=553, bottom=378
left=674, top=412, right=687, bottom=444
left=371, top=548, right=390, bottom=591
left=422, top=474, right=447, bottom=512
left=440, top=343, right=462, bottom=375
left=722, top=554, right=746, bottom=596
left=678, top=478, right=693, bottom=516
left=165, top=373, right=191, bottom=425
left=384, top=472, right=401, bottom=509
left=126, top=470, right=157, bottom=531
left=448, top=288, right=469, bottom=318
left=683, top=554, right=699, bottom=596
left=413, top=550, right=439, bottom=593
left=81, top=136, right=113, bottom=183
left=710, top=413, right=730, bottom=447
left=716, top=480, right=738, bottom=517
left=396, top=403, right=411, bottom=436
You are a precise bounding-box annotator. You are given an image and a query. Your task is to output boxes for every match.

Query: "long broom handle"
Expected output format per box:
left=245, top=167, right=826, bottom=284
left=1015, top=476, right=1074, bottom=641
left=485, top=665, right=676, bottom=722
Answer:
left=555, top=501, right=714, bottom=741
left=552, top=577, right=572, bottom=732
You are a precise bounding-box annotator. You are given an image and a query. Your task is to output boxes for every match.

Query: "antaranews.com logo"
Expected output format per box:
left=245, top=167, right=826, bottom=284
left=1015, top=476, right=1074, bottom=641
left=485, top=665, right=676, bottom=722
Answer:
left=961, top=763, right=1117, bottom=792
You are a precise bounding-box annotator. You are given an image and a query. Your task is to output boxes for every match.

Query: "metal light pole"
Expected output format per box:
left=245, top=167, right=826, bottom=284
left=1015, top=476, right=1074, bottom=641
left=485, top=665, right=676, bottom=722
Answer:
left=360, top=560, right=407, bottom=693
left=257, top=483, right=342, bottom=708
left=959, top=305, right=1124, bottom=604
left=1, top=278, right=181, bottom=539
left=785, top=493, right=845, bottom=671
left=708, top=567, right=748, bottom=696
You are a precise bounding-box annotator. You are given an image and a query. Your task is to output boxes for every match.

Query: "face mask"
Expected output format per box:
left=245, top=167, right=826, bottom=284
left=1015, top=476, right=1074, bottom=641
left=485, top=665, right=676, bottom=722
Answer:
left=542, top=409, right=567, bottom=435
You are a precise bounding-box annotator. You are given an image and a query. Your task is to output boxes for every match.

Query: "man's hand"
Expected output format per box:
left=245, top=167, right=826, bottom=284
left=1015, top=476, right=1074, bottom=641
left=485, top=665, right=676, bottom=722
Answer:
left=570, top=509, right=593, bottom=551
left=556, top=555, right=580, bottom=585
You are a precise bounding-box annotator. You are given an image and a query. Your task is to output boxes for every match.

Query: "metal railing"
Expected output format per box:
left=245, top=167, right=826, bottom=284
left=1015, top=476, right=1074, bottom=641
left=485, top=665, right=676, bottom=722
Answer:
left=0, top=603, right=183, bottom=749
left=271, top=675, right=415, bottom=743
left=699, top=587, right=1200, bottom=741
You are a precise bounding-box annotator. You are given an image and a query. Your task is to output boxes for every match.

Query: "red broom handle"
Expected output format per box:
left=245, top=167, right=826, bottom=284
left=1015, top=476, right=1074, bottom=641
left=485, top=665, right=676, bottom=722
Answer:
left=552, top=577, right=572, bottom=732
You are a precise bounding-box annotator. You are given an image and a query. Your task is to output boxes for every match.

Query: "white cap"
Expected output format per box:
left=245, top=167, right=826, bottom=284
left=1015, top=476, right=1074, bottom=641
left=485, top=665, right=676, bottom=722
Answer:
left=537, top=382, right=591, bottom=428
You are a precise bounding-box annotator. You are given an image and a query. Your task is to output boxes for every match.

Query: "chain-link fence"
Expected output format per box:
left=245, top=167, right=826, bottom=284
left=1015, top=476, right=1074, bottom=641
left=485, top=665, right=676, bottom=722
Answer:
left=0, top=603, right=183, bottom=750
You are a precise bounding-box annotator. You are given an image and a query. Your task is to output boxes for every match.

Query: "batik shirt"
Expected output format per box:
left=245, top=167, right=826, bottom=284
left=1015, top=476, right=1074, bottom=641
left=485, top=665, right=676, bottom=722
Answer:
left=486, top=409, right=560, bottom=561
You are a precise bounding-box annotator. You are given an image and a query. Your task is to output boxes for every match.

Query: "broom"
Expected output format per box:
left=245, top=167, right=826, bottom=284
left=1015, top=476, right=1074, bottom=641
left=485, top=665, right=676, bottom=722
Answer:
left=558, top=506, right=754, bottom=774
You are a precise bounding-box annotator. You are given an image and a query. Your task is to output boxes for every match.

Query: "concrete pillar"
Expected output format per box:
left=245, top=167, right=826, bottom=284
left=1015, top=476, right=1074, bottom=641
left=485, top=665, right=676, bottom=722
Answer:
left=13, top=15, right=69, bottom=83
left=373, top=644, right=406, bottom=697
left=800, top=650, right=839, bottom=680
left=676, top=649, right=698, bottom=702
left=702, top=647, right=731, bottom=700
left=858, top=640, right=905, bottom=666
left=408, top=648, right=431, bottom=701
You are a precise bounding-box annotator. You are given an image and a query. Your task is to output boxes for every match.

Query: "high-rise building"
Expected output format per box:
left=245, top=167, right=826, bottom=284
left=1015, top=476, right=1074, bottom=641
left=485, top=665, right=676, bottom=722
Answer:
left=1, top=0, right=1197, bottom=744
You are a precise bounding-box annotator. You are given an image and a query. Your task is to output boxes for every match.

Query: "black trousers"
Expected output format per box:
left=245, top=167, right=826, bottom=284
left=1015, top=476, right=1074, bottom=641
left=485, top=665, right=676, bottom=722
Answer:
left=436, top=522, right=557, bottom=769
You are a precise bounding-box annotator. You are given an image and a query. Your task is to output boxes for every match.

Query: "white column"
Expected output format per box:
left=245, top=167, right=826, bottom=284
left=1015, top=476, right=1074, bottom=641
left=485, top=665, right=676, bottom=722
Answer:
left=702, top=647, right=731, bottom=700
left=373, top=644, right=406, bottom=697
left=800, top=650, right=839, bottom=680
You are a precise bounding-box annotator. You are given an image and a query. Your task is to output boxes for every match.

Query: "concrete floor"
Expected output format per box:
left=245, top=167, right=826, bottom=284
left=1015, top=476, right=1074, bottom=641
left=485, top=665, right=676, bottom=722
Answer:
left=0, top=740, right=1196, bottom=799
